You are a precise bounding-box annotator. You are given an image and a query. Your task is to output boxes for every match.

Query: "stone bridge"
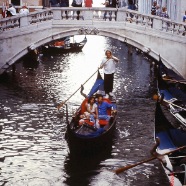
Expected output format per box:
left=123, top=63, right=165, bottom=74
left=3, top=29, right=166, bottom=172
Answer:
left=0, top=7, right=186, bottom=78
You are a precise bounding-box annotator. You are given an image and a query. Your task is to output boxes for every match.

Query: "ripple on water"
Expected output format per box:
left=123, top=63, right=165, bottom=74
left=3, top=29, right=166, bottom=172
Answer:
left=0, top=36, right=169, bottom=185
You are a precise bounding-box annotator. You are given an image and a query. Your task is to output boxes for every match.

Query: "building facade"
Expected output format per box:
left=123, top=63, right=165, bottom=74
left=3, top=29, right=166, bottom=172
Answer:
left=138, top=0, right=186, bottom=22
left=119, top=0, right=185, bottom=22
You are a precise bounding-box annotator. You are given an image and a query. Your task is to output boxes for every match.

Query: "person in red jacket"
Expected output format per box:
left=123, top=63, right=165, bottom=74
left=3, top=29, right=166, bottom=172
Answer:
left=84, top=0, right=93, bottom=7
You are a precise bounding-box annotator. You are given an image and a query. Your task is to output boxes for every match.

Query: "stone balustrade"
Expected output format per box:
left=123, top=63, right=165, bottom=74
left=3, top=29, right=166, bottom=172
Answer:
left=0, top=7, right=185, bottom=36
left=0, top=7, right=186, bottom=78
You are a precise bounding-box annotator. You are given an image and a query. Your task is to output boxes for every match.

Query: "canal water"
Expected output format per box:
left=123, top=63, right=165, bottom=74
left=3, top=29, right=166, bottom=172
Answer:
left=0, top=36, right=169, bottom=186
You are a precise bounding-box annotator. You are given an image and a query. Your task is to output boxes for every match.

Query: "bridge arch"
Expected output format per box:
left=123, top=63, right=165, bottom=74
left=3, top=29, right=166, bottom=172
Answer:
left=2, top=28, right=158, bottom=73
left=0, top=8, right=185, bottom=77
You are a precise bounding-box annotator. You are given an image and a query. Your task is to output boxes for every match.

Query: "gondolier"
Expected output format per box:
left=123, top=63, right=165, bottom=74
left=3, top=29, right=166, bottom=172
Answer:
left=100, top=50, right=119, bottom=98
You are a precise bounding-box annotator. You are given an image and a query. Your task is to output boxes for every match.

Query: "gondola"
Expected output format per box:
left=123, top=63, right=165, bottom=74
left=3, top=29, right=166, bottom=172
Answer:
left=64, top=71, right=117, bottom=155
left=156, top=58, right=186, bottom=130
left=155, top=101, right=186, bottom=186
left=42, top=36, right=87, bottom=54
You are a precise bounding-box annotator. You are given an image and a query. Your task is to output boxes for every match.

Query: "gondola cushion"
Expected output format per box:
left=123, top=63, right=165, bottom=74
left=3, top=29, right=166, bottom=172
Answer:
left=80, top=98, right=88, bottom=114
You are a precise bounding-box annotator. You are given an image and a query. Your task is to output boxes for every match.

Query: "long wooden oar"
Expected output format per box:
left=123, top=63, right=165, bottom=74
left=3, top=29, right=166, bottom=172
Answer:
left=153, top=94, right=186, bottom=111
left=162, top=77, right=186, bottom=85
left=57, top=68, right=100, bottom=110
left=114, top=146, right=186, bottom=174
left=57, top=57, right=112, bottom=110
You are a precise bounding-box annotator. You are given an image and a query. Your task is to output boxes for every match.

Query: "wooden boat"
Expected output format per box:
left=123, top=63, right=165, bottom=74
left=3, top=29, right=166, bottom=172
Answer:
left=155, top=101, right=186, bottom=186
left=64, top=71, right=117, bottom=155
left=43, top=36, right=87, bottom=53
left=156, top=58, right=186, bottom=130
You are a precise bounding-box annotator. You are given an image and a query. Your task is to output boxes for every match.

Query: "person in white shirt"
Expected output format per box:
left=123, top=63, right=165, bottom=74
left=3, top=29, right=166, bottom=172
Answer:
left=100, top=50, right=119, bottom=98
left=19, top=6, right=29, bottom=16
left=7, top=4, right=17, bottom=17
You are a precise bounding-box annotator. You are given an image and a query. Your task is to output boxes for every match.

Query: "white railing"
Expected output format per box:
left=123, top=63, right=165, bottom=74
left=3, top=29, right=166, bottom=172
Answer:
left=0, top=7, right=185, bottom=36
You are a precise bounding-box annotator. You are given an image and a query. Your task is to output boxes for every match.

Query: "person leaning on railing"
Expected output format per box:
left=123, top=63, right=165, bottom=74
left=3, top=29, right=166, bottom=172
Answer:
left=84, top=0, right=93, bottom=7
left=6, top=4, right=17, bottom=17
left=160, top=7, right=169, bottom=19
left=19, top=6, right=29, bottom=16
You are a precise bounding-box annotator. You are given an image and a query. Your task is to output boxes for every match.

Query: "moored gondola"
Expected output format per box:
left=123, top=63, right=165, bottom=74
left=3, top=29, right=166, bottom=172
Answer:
left=42, top=36, right=87, bottom=54
left=156, top=58, right=186, bottom=130
left=64, top=71, right=117, bottom=155
left=155, top=101, right=186, bottom=186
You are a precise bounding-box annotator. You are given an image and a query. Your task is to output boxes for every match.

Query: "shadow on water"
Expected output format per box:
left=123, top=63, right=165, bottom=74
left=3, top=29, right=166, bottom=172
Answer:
left=22, top=59, right=39, bottom=69
left=63, top=136, right=116, bottom=186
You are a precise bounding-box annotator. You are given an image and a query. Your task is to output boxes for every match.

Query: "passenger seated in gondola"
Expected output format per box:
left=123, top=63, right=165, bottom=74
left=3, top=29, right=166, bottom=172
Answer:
left=79, top=111, right=94, bottom=125
left=79, top=96, right=99, bottom=128
left=96, top=94, right=117, bottom=126
left=54, top=40, right=65, bottom=46
left=86, top=96, right=98, bottom=119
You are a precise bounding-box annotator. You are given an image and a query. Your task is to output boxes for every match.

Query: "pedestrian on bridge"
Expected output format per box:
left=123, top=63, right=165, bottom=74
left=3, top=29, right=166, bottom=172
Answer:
left=103, top=0, right=118, bottom=21
left=19, top=6, right=29, bottom=16
left=151, top=1, right=157, bottom=15
left=84, top=0, right=93, bottom=7
left=128, top=0, right=136, bottom=10
left=160, top=7, right=169, bottom=18
left=60, top=0, right=69, bottom=7
left=6, top=4, right=17, bottom=17
left=183, top=11, right=186, bottom=22
left=50, top=0, right=60, bottom=7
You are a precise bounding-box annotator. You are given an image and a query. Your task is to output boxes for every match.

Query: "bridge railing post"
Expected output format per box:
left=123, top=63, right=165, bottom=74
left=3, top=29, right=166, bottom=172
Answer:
left=152, top=17, right=163, bottom=30
left=20, top=16, right=30, bottom=27
left=52, top=8, right=62, bottom=20
left=116, top=8, right=127, bottom=22
left=83, top=8, right=93, bottom=20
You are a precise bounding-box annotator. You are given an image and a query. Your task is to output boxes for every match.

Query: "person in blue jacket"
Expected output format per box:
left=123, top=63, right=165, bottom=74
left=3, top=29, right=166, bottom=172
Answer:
left=96, top=94, right=117, bottom=121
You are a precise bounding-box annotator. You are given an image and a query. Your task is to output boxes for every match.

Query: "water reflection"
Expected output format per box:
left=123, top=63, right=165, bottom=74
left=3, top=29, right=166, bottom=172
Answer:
left=64, top=139, right=114, bottom=186
left=0, top=35, right=169, bottom=185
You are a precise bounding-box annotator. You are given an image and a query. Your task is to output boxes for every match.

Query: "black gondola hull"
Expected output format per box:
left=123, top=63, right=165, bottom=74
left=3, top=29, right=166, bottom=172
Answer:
left=66, top=118, right=116, bottom=155
left=155, top=102, right=186, bottom=186
left=156, top=58, right=186, bottom=130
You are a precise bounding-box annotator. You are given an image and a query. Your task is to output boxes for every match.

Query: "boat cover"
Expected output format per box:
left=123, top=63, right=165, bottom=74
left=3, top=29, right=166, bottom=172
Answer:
left=87, top=79, right=104, bottom=97
left=75, top=128, right=105, bottom=138
left=156, top=128, right=186, bottom=150
left=169, top=128, right=186, bottom=147
left=156, top=131, right=176, bottom=150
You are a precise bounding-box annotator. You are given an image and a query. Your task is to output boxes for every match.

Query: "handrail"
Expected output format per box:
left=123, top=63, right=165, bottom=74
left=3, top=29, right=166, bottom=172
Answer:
left=0, top=7, right=185, bottom=36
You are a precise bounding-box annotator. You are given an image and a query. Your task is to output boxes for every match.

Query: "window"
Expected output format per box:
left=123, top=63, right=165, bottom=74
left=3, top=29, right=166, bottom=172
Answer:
left=11, top=0, right=21, bottom=6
